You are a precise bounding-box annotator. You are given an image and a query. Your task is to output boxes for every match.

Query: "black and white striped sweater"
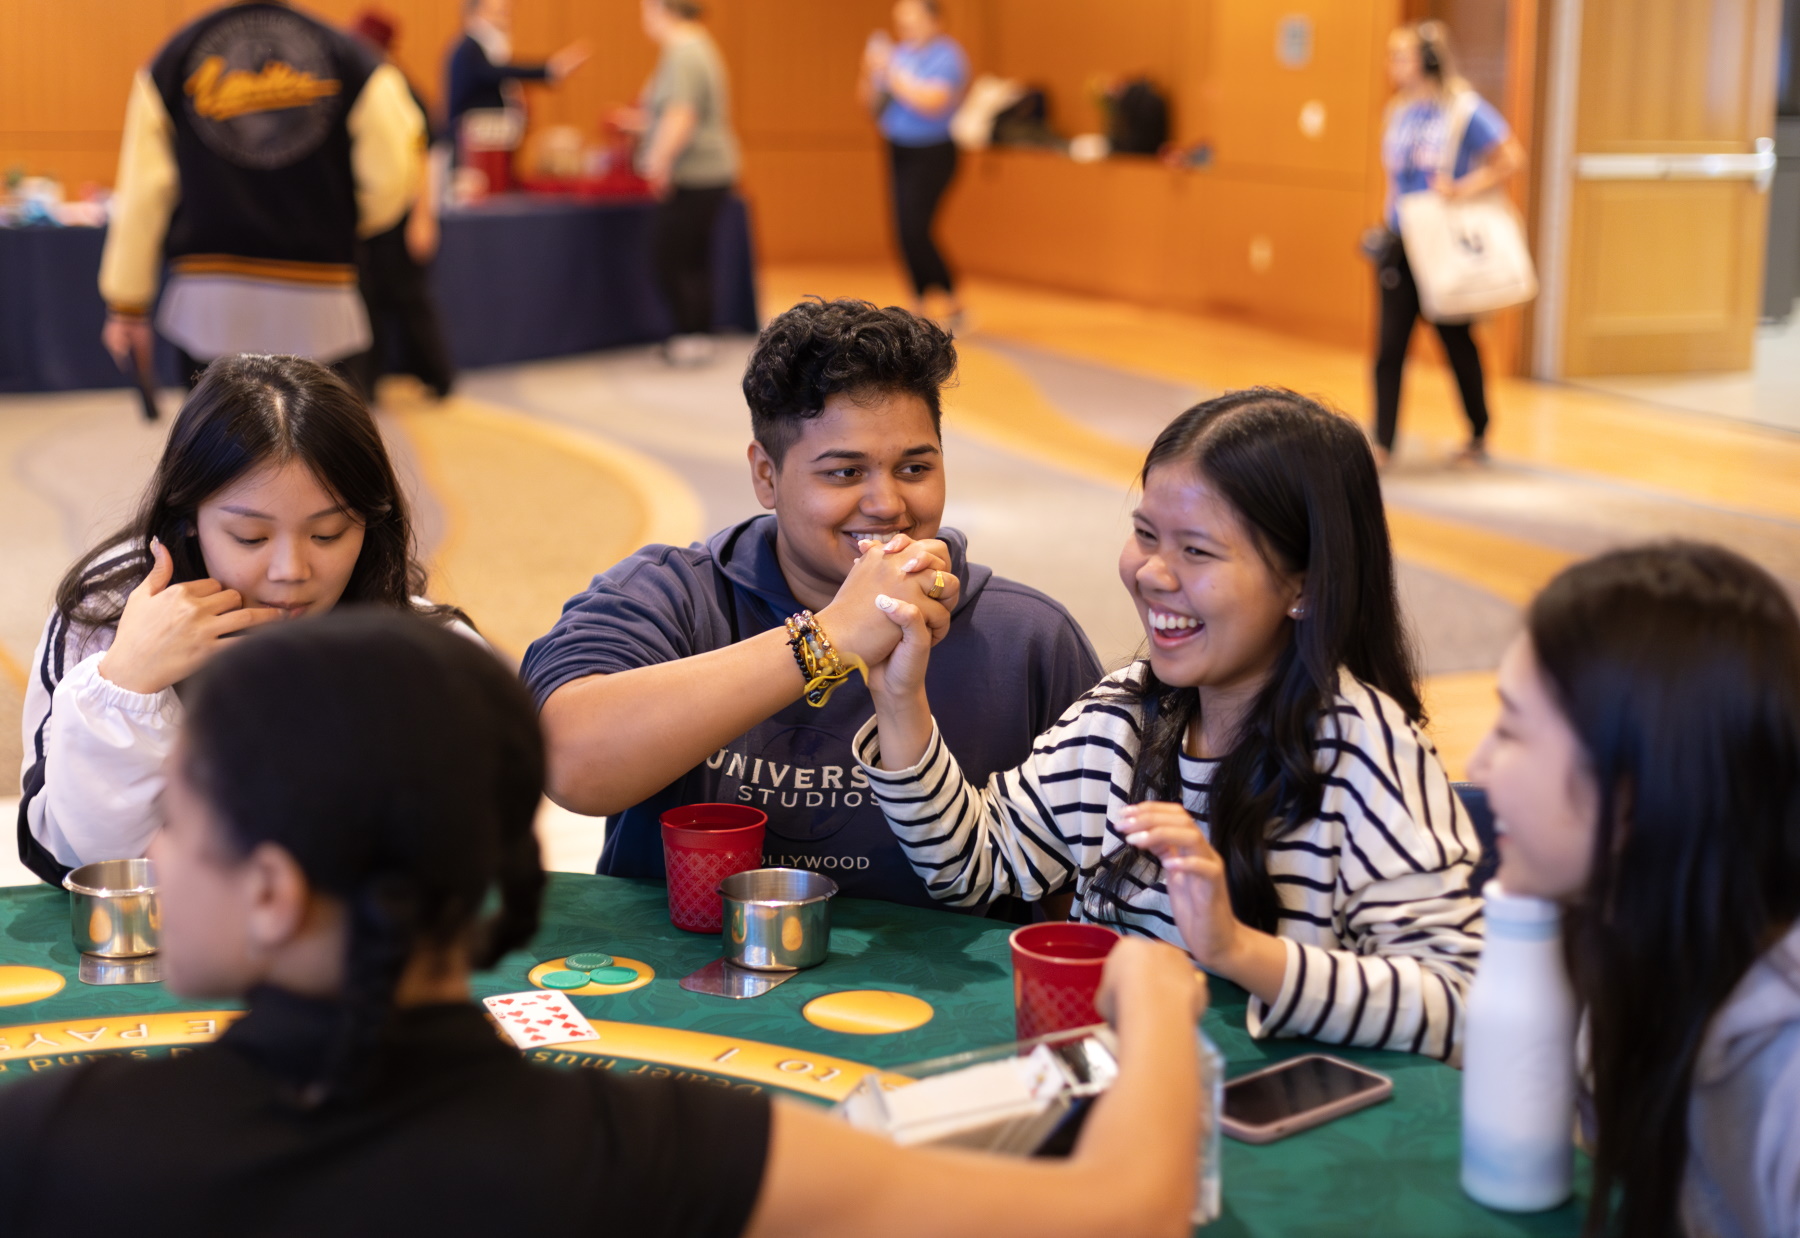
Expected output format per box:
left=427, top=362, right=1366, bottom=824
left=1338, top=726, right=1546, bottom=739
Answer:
left=853, top=665, right=1484, bottom=1061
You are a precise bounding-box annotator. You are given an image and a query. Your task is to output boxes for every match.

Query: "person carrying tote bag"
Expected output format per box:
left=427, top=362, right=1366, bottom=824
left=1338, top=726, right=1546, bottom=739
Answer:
left=1371, top=21, right=1527, bottom=467
left=1397, top=92, right=1538, bottom=323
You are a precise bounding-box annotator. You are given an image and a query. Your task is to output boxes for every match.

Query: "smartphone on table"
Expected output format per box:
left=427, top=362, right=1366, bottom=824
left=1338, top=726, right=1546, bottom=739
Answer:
left=1220, top=1054, right=1392, bottom=1144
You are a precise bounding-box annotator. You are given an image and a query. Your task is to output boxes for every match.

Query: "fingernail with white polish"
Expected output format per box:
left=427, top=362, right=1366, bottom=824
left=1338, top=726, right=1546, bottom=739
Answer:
left=1125, top=831, right=1148, bottom=846
left=875, top=594, right=898, bottom=612
left=902, top=558, right=919, bottom=572
left=886, top=535, right=906, bottom=551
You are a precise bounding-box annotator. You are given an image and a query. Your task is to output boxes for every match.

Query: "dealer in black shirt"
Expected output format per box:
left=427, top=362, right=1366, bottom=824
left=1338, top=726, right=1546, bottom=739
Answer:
left=0, top=986, right=767, bottom=1238
left=0, top=613, right=1206, bottom=1238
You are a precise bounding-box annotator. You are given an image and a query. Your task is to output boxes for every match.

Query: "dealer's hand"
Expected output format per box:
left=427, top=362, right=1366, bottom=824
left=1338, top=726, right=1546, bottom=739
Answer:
left=817, top=534, right=955, bottom=667
left=98, top=539, right=283, bottom=696
left=1095, top=935, right=1209, bottom=1030
left=1120, top=801, right=1290, bottom=1003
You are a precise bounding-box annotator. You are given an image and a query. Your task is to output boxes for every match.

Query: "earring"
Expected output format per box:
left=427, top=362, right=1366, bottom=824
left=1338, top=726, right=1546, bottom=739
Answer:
left=1288, top=603, right=1307, bottom=619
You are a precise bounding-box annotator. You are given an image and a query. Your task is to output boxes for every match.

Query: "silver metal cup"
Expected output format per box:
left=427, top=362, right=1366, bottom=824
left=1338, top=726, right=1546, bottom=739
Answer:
left=718, top=867, right=837, bottom=971
left=64, top=858, right=160, bottom=959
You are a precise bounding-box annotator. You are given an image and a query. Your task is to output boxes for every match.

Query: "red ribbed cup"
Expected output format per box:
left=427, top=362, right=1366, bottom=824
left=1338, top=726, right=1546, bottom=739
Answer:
left=660, top=805, right=767, bottom=933
left=1009, top=922, right=1121, bottom=1040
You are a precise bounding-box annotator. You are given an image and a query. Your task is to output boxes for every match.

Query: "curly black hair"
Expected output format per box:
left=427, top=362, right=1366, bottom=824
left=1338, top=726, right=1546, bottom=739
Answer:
left=741, top=298, right=957, bottom=466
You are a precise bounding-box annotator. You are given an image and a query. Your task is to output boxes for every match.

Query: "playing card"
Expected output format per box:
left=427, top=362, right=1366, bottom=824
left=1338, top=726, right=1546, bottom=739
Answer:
left=482, top=990, right=601, bottom=1049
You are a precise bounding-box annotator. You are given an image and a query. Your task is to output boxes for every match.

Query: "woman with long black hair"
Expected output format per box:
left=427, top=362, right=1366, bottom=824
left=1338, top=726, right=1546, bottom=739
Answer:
left=0, top=611, right=1213, bottom=1238
left=1469, top=543, right=1800, bottom=1238
left=18, top=354, right=470, bottom=885
left=855, top=389, right=1483, bottom=1060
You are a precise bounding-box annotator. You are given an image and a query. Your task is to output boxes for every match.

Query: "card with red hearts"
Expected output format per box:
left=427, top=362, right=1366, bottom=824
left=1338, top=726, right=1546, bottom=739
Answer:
left=482, top=990, right=601, bottom=1049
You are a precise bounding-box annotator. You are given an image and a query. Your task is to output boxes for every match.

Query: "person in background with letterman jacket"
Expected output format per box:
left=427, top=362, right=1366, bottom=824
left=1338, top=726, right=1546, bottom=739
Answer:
left=521, top=299, right=1101, bottom=914
left=99, top=1, right=428, bottom=388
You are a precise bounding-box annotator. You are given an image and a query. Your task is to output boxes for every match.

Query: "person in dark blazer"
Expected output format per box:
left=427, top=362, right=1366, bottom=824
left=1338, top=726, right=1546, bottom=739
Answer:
left=444, top=0, right=587, bottom=153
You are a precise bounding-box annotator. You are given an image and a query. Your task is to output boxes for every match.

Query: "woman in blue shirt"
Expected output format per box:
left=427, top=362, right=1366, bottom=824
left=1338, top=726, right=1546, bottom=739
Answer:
left=858, top=1, right=969, bottom=326
left=1374, top=21, right=1525, bottom=467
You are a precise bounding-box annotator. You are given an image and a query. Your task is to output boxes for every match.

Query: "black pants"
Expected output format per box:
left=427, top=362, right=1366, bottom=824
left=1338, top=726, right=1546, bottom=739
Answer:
left=1374, top=241, right=1490, bottom=451
left=350, top=217, right=456, bottom=400
left=888, top=140, right=958, bottom=298
left=653, top=184, right=729, bottom=336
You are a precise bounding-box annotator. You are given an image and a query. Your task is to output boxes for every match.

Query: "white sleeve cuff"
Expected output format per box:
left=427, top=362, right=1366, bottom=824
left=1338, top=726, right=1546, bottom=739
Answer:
left=71, top=654, right=179, bottom=719
left=1244, top=936, right=1304, bottom=1040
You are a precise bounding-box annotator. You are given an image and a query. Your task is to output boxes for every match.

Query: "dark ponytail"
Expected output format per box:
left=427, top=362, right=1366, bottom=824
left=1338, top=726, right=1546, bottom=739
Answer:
left=1085, top=389, right=1421, bottom=930
left=1528, top=544, right=1800, bottom=1238
left=181, top=610, right=544, bottom=1104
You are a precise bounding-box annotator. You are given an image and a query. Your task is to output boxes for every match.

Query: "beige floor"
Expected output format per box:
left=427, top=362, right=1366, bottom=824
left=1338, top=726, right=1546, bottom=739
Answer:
left=6, top=262, right=1799, bottom=888
left=1570, top=307, right=1800, bottom=434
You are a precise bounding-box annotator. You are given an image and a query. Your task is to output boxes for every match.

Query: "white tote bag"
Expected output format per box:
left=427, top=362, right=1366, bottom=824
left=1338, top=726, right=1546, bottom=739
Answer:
left=1395, top=92, right=1537, bottom=323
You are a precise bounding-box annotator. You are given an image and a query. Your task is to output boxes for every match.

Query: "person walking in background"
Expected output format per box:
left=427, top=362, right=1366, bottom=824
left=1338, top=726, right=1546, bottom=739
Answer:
left=349, top=9, right=455, bottom=401
left=617, top=0, right=740, bottom=367
left=858, top=1, right=968, bottom=328
left=445, top=0, right=588, bottom=162
left=1372, top=20, right=1524, bottom=467
left=99, top=0, right=426, bottom=387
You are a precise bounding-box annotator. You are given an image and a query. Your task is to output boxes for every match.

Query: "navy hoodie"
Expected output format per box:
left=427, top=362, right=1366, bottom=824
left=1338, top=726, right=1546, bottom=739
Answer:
left=521, top=516, right=1103, bottom=908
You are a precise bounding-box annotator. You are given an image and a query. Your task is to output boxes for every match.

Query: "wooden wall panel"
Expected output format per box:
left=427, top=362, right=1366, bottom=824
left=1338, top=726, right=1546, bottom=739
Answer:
left=939, top=0, right=1407, bottom=348
left=940, top=148, right=1375, bottom=345
left=1208, top=0, right=1385, bottom=185
left=979, top=0, right=1186, bottom=137
left=1578, top=0, right=1771, bottom=150
left=1, top=0, right=1533, bottom=354
left=0, top=0, right=888, bottom=263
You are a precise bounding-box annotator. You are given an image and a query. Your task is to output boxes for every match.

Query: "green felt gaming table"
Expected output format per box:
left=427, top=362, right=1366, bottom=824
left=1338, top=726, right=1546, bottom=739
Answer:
left=0, top=873, right=1584, bottom=1236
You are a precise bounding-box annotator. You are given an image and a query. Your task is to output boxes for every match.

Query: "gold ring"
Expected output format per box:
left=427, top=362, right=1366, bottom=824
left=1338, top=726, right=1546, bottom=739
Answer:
left=926, top=570, right=947, bottom=601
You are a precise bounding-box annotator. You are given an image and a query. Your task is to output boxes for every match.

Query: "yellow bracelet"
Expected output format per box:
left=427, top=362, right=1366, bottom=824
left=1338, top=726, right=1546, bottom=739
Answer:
left=784, top=611, right=867, bottom=707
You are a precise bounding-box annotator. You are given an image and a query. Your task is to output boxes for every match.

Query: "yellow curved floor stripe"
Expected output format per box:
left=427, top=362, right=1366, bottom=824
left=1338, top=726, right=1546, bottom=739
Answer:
left=771, top=263, right=1800, bottom=525
left=386, top=392, right=704, bottom=659
left=950, top=340, right=1573, bottom=608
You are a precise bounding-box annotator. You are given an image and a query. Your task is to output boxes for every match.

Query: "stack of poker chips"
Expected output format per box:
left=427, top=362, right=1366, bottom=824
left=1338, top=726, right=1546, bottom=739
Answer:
left=539, top=952, right=638, bottom=990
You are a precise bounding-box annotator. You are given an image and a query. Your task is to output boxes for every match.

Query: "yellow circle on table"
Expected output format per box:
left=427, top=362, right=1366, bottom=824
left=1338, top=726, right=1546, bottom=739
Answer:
left=802, top=990, right=934, bottom=1035
left=527, top=956, right=654, bottom=996
left=0, top=966, right=66, bottom=1006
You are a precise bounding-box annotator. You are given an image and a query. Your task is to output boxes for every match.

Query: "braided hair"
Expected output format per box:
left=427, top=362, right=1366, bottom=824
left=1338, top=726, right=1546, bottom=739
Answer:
left=180, top=610, right=544, bottom=1104
left=1084, top=389, right=1422, bottom=930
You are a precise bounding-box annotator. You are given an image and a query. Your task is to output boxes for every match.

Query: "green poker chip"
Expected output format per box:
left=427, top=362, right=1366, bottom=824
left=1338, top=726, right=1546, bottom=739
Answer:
left=540, top=970, right=591, bottom=990
left=565, top=953, right=615, bottom=972
left=586, top=965, right=638, bottom=986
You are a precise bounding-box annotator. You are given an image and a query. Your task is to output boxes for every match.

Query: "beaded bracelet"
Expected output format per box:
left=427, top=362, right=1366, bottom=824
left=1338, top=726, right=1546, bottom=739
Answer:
left=784, top=610, right=860, bottom=707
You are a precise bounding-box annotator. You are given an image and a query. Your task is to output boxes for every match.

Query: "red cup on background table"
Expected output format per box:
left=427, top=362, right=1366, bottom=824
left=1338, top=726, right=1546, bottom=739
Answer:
left=660, top=805, right=767, bottom=933
left=1009, top=922, right=1122, bottom=1041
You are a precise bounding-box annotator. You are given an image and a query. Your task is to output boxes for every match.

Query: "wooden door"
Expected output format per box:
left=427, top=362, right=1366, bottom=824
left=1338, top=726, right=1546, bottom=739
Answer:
left=1556, top=0, right=1782, bottom=375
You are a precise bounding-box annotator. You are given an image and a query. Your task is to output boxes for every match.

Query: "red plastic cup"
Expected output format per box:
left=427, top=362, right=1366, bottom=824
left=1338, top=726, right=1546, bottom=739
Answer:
left=1009, top=922, right=1122, bottom=1041
left=466, top=146, right=512, bottom=195
left=660, top=805, right=767, bottom=933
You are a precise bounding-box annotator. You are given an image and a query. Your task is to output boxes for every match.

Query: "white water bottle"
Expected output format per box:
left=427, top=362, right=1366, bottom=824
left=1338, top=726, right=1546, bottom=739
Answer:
left=1461, top=881, right=1577, bottom=1211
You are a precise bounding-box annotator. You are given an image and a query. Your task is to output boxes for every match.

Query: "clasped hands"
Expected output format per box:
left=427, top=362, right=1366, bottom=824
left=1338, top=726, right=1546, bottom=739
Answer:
left=814, top=533, right=955, bottom=699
